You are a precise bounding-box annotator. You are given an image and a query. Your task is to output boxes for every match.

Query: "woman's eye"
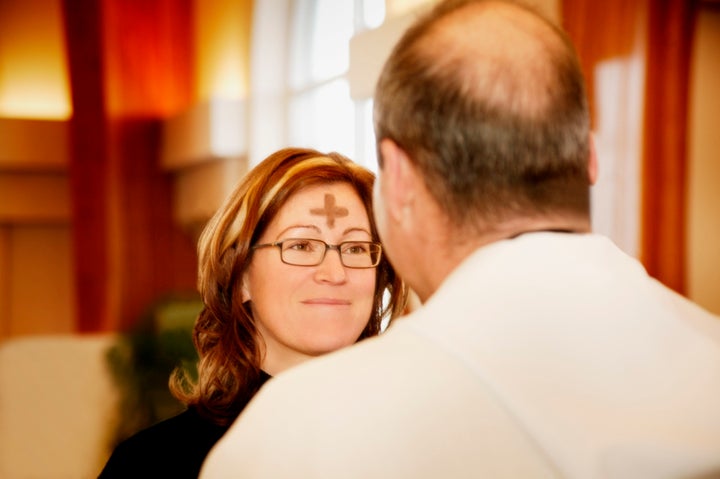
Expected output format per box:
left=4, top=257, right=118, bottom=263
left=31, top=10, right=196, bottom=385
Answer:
left=286, top=240, right=312, bottom=251
left=343, top=243, right=369, bottom=255
left=285, top=239, right=321, bottom=253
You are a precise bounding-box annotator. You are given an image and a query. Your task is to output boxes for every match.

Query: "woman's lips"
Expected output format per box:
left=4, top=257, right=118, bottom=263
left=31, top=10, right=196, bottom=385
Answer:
left=302, top=298, right=351, bottom=306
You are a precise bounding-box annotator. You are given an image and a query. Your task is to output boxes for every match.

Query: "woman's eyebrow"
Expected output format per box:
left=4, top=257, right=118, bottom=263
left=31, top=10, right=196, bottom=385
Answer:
left=274, top=224, right=321, bottom=239
left=272, top=225, right=372, bottom=240
left=342, top=227, right=372, bottom=237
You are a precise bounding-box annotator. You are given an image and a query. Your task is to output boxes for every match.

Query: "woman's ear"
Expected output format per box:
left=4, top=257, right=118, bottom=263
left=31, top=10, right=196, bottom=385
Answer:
left=240, top=273, right=251, bottom=303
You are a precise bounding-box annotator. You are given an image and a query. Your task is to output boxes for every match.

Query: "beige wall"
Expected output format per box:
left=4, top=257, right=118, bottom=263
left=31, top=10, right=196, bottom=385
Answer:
left=687, top=4, right=720, bottom=314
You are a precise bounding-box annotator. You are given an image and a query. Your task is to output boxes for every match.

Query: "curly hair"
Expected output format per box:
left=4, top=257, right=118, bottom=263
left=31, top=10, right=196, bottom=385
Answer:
left=169, top=147, right=407, bottom=425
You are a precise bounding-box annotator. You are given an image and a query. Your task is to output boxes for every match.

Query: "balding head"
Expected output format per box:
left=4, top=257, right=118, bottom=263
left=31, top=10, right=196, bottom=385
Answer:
left=423, top=1, right=564, bottom=118
left=374, top=0, right=590, bottom=233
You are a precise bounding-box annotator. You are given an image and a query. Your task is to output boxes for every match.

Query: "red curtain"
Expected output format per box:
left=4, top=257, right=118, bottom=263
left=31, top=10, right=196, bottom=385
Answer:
left=62, top=0, right=198, bottom=332
left=639, top=0, right=696, bottom=294
left=563, top=0, right=696, bottom=294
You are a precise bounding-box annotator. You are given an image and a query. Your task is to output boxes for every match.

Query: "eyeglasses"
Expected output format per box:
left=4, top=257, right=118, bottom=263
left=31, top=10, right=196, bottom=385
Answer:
left=252, top=238, right=382, bottom=269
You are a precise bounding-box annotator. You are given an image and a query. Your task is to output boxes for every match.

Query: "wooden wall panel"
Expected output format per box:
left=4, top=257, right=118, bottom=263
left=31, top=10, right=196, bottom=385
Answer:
left=0, top=173, right=70, bottom=223
left=0, top=227, right=9, bottom=340
left=6, top=226, right=76, bottom=337
left=0, top=119, right=68, bottom=169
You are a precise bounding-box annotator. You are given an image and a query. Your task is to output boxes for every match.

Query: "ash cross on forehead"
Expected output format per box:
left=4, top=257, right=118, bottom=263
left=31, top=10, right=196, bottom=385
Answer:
left=311, top=193, right=349, bottom=228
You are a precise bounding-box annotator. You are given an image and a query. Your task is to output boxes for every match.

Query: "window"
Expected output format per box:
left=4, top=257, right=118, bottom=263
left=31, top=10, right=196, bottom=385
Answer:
left=286, top=0, right=385, bottom=172
left=248, top=0, right=386, bottom=170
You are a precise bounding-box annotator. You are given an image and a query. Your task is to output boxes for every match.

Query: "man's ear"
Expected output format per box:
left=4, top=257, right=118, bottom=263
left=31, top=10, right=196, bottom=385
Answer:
left=378, top=139, right=417, bottom=223
left=588, top=133, right=598, bottom=186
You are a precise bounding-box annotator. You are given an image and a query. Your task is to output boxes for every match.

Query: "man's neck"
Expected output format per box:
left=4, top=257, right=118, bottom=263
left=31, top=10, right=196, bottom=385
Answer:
left=495, top=215, right=592, bottom=239
left=414, top=214, right=592, bottom=304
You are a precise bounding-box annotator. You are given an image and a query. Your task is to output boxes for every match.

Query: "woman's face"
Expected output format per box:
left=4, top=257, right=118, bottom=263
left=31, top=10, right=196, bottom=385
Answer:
left=242, top=182, right=377, bottom=374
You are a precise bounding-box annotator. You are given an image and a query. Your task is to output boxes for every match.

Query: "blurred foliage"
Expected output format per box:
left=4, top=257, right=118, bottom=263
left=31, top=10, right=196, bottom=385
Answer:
left=105, top=295, right=203, bottom=447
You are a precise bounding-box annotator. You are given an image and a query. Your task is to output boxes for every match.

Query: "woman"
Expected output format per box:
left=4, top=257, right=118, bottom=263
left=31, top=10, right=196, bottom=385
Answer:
left=98, top=148, right=406, bottom=478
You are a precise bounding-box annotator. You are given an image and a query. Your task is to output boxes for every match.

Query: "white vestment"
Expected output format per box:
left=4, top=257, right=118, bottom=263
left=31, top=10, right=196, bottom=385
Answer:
left=201, top=233, right=720, bottom=479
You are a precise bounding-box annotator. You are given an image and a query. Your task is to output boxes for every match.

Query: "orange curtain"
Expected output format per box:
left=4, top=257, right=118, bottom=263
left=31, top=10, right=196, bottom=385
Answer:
left=62, top=0, right=198, bottom=332
left=561, top=1, right=641, bottom=130
left=639, top=0, right=696, bottom=294
left=563, top=0, right=696, bottom=294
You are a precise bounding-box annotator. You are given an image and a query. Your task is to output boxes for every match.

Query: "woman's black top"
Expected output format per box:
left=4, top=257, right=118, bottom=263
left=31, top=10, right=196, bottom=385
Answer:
left=98, top=371, right=271, bottom=478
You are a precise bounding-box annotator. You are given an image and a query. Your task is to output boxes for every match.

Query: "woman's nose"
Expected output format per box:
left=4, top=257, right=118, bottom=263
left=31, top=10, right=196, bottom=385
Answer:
left=314, top=248, right=348, bottom=283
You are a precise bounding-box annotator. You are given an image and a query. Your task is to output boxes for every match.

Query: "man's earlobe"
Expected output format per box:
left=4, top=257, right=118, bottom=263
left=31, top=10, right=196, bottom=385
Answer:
left=588, top=133, right=599, bottom=186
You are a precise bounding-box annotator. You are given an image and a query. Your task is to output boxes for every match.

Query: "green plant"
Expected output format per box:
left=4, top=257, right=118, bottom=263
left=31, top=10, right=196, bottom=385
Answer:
left=105, top=296, right=203, bottom=447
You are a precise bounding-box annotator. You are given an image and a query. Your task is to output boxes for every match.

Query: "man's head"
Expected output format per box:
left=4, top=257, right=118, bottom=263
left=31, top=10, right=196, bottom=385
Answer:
left=372, top=0, right=594, bottom=300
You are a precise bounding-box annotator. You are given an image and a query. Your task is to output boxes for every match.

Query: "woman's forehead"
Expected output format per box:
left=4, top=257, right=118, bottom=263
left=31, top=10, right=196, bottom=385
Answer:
left=272, top=183, right=369, bottom=231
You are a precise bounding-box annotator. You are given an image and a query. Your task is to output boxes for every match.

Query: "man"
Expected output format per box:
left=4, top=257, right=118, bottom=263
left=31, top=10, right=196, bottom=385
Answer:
left=201, top=1, right=720, bottom=477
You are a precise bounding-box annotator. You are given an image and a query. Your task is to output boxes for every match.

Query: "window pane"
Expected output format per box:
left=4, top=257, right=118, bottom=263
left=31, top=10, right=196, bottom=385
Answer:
left=286, top=0, right=384, bottom=171
left=363, top=0, right=386, bottom=30
left=312, top=0, right=353, bottom=80
left=288, top=79, right=355, bottom=157
left=359, top=98, right=378, bottom=173
left=290, top=0, right=354, bottom=88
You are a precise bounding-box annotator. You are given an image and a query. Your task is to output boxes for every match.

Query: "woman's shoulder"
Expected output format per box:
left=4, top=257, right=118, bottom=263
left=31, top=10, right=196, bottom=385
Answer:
left=98, top=408, right=229, bottom=478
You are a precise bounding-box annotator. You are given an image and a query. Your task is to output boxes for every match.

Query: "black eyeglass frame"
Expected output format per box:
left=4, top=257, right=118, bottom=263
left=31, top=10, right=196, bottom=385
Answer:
left=252, top=238, right=382, bottom=269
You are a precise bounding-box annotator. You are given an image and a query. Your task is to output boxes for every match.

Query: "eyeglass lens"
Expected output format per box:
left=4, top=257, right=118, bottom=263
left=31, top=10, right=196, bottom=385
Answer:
left=280, top=239, right=380, bottom=268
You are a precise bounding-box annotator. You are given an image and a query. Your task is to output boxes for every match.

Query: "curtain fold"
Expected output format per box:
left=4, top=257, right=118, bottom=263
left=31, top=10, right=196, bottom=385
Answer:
left=640, top=0, right=696, bottom=294
left=562, top=0, right=695, bottom=294
left=62, top=0, right=198, bottom=332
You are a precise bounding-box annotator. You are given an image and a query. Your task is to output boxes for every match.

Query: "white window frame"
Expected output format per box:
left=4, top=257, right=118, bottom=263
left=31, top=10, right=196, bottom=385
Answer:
left=248, top=0, right=386, bottom=171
